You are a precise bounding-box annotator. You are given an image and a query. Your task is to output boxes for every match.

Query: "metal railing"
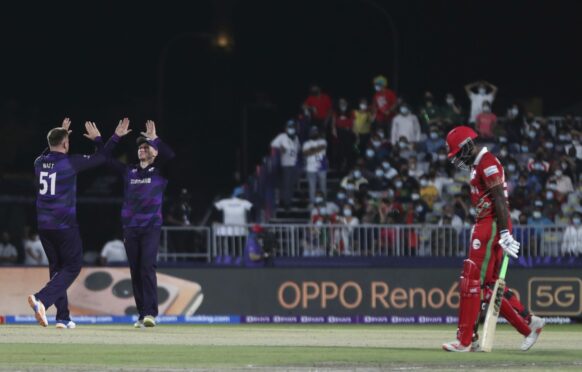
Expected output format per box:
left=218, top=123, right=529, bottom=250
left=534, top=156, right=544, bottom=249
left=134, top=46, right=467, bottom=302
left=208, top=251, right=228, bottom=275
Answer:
left=160, top=226, right=211, bottom=262
left=159, top=224, right=582, bottom=261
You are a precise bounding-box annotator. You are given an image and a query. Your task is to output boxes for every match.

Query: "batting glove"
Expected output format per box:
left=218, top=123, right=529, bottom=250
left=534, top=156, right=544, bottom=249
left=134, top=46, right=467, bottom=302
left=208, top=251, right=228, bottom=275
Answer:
left=499, top=229, right=520, bottom=258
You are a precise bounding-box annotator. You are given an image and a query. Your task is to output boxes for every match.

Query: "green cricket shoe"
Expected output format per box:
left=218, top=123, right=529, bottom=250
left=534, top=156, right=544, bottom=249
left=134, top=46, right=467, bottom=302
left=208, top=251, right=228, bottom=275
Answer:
left=143, top=315, right=156, bottom=327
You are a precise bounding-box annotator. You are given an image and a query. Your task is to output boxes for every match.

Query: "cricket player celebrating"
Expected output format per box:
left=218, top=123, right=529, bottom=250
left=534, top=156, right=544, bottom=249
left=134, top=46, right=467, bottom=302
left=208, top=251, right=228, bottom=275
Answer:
left=29, top=118, right=130, bottom=327
left=442, top=126, right=544, bottom=352
left=107, top=120, right=175, bottom=328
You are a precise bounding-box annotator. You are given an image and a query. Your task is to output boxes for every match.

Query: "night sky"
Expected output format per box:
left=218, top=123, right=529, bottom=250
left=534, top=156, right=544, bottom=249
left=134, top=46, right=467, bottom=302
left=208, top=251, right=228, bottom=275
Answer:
left=2, top=0, right=582, bottom=215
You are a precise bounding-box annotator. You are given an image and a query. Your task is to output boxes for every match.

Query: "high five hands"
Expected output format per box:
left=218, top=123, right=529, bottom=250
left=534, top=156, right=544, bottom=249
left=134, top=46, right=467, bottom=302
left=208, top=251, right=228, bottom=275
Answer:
left=141, top=120, right=158, bottom=140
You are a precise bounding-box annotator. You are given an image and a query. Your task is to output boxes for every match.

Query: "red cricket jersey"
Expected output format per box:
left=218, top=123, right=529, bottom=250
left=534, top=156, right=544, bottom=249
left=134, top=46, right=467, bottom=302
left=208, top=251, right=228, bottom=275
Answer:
left=469, top=147, right=510, bottom=222
left=304, top=94, right=333, bottom=121
left=373, top=89, right=397, bottom=122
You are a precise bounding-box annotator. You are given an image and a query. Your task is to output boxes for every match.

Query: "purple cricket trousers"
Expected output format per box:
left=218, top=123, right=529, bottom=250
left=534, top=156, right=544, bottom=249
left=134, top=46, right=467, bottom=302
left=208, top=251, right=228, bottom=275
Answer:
left=36, top=228, right=83, bottom=321
left=123, top=226, right=161, bottom=319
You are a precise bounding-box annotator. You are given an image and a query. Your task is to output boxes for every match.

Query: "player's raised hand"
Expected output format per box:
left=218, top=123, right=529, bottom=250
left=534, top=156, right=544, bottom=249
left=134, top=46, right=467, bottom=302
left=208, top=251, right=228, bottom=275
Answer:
left=141, top=120, right=158, bottom=140
left=115, top=117, right=132, bottom=137
left=62, top=117, right=72, bottom=134
left=83, top=121, right=102, bottom=141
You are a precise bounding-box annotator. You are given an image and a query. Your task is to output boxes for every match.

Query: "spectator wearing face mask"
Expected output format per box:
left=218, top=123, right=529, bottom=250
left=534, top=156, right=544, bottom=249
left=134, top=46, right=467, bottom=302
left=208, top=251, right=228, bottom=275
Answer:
left=334, top=204, right=360, bottom=255
left=503, top=103, right=524, bottom=143
left=390, top=104, right=421, bottom=146
left=303, top=84, right=333, bottom=130
left=465, top=80, right=497, bottom=124
left=510, top=176, right=533, bottom=211
left=411, top=192, right=430, bottom=223
left=441, top=93, right=463, bottom=128
left=363, top=144, right=381, bottom=171
left=527, top=151, right=550, bottom=179
left=548, top=166, right=574, bottom=196
left=562, top=214, right=582, bottom=257
left=368, top=167, right=392, bottom=195
left=331, top=98, right=356, bottom=172
left=353, top=98, right=374, bottom=154
left=271, top=120, right=301, bottom=209
left=369, top=133, right=390, bottom=159
left=395, top=165, right=420, bottom=202
left=371, top=75, right=398, bottom=129
left=522, top=112, right=542, bottom=141
left=504, top=160, right=521, bottom=194
left=560, top=149, right=579, bottom=184
left=332, top=190, right=348, bottom=212
left=424, top=126, right=446, bottom=154
left=310, top=191, right=339, bottom=217
left=475, top=101, right=497, bottom=139
left=418, top=91, right=441, bottom=128
left=419, top=175, right=439, bottom=209
left=340, top=166, right=369, bottom=192
left=381, top=160, right=399, bottom=181
left=303, top=126, right=328, bottom=206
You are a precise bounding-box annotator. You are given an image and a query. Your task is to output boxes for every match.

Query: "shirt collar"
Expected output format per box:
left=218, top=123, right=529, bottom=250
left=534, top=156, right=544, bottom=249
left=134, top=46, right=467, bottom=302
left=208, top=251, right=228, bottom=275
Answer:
left=473, top=147, right=488, bottom=166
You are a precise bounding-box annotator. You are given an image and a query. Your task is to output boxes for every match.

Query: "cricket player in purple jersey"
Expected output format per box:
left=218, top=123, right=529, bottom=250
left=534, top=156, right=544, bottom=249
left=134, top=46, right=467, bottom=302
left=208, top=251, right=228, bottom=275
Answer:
left=107, top=120, right=175, bottom=328
left=28, top=118, right=132, bottom=328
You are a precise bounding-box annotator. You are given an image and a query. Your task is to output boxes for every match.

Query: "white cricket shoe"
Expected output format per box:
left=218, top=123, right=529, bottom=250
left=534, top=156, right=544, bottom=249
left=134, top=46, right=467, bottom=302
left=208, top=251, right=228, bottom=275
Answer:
left=56, top=320, right=76, bottom=329
left=521, top=316, right=545, bottom=351
left=143, top=315, right=156, bottom=328
left=442, top=340, right=471, bottom=352
left=134, top=319, right=144, bottom=328
left=27, top=295, right=48, bottom=327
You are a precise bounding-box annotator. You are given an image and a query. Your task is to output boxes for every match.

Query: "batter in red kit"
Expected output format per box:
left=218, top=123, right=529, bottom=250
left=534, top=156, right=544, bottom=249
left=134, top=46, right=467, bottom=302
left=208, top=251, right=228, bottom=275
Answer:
left=442, top=126, right=545, bottom=352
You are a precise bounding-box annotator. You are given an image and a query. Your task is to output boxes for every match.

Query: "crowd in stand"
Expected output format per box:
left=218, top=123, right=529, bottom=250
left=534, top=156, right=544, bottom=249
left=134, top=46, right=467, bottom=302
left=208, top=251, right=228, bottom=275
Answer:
left=268, top=76, right=582, bottom=256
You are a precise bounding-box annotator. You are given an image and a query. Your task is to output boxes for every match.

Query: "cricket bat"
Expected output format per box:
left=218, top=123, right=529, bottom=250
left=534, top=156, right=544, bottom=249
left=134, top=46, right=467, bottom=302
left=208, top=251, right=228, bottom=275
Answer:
left=480, top=254, right=509, bottom=352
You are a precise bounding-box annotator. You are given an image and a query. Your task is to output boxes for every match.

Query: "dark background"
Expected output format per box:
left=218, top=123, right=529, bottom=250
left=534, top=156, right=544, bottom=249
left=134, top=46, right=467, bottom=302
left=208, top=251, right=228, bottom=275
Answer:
left=2, top=0, right=582, bottom=221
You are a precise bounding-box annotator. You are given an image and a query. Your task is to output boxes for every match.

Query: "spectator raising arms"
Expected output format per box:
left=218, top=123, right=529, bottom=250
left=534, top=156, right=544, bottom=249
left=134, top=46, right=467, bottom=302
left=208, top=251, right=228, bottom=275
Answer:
left=465, top=80, right=497, bottom=124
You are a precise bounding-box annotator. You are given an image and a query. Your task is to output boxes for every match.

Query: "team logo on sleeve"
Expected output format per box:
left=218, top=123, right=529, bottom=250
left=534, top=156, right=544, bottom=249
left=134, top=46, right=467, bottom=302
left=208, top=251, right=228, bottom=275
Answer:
left=484, top=165, right=499, bottom=177
left=472, top=239, right=481, bottom=250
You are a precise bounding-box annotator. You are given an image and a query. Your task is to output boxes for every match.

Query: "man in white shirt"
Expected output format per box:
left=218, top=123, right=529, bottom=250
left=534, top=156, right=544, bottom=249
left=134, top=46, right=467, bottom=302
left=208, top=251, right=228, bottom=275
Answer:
left=562, top=214, right=582, bottom=256
left=271, top=120, right=301, bottom=209
left=100, top=237, right=127, bottom=265
left=0, top=231, right=18, bottom=265
left=302, top=126, right=327, bottom=205
left=465, top=80, right=497, bottom=124
left=214, top=187, right=253, bottom=236
left=214, top=188, right=253, bottom=255
left=390, top=104, right=421, bottom=146
left=24, top=231, right=48, bottom=266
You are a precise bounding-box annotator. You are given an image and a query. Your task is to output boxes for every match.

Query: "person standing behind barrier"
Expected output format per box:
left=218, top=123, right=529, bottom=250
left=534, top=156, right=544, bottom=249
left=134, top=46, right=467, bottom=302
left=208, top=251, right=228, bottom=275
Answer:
left=106, top=120, right=175, bottom=328
left=465, top=80, right=497, bottom=124
left=29, top=118, right=126, bottom=328
left=271, top=120, right=301, bottom=210
left=303, top=126, right=328, bottom=206
left=562, top=213, right=582, bottom=256
left=214, top=187, right=253, bottom=256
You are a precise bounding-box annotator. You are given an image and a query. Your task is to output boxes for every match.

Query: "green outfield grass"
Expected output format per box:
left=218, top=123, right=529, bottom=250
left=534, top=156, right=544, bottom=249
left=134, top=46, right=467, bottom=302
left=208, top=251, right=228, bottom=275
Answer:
left=0, top=324, right=581, bottom=371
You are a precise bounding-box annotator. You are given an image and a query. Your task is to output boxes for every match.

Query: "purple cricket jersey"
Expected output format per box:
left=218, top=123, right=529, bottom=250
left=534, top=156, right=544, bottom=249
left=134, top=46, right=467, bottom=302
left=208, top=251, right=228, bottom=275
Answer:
left=34, top=135, right=120, bottom=230
left=109, top=138, right=175, bottom=228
